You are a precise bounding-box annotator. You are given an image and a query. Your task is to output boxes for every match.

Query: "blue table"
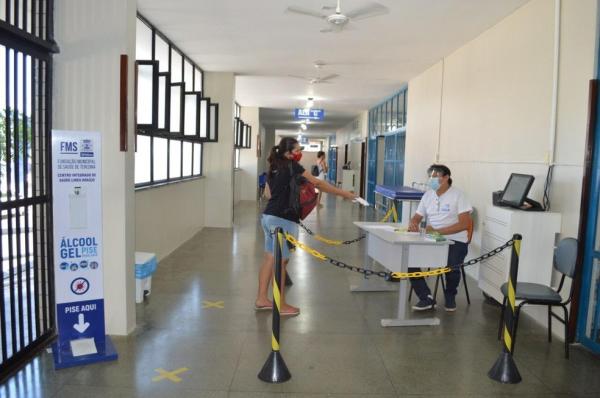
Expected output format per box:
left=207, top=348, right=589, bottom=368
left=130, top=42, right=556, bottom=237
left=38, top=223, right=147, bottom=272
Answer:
left=374, top=185, right=425, bottom=223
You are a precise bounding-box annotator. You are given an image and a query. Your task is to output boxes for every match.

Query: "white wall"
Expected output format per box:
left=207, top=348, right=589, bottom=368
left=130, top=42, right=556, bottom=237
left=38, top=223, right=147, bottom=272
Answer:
left=135, top=180, right=205, bottom=261
left=53, top=0, right=137, bottom=335
left=335, top=111, right=368, bottom=187
left=203, top=72, right=235, bottom=227
left=260, top=125, right=276, bottom=176
left=234, top=106, right=259, bottom=203
left=404, top=0, right=598, bottom=336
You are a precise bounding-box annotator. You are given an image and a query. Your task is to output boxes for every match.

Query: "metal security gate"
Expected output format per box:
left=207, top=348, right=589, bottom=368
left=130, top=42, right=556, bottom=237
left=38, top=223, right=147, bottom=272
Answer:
left=0, top=0, right=58, bottom=381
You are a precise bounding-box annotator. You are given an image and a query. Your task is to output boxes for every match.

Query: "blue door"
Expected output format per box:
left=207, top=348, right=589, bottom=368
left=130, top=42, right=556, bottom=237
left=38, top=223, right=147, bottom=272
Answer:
left=328, top=147, right=337, bottom=183
left=578, top=80, right=600, bottom=353
left=366, top=137, right=377, bottom=204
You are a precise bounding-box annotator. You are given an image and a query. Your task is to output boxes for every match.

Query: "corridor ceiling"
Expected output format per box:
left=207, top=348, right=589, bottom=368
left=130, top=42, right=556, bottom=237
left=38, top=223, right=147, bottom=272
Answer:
left=137, top=0, right=530, bottom=133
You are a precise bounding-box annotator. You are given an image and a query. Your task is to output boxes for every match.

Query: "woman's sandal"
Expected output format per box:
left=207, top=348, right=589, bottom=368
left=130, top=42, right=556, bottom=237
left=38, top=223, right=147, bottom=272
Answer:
left=280, top=308, right=300, bottom=317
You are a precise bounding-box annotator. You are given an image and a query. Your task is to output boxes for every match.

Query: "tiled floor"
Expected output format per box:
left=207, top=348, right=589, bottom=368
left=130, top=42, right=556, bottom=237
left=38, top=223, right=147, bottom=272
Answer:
left=1, top=198, right=599, bottom=397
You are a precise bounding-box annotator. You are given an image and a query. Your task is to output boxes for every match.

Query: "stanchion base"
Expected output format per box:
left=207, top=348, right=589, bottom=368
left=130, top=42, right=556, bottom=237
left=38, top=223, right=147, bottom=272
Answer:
left=52, top=335, right=118, bottom=370
left=258, top=351, right=291, bottom=383
left=488, top=352, right=522, bottom=384
left=285, top=274, right=293, bottom=287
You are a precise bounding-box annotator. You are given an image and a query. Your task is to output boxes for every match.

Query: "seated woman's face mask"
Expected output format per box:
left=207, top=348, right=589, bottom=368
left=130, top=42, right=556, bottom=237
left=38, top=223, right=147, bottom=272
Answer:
left=428, top=176, right=441, bottom=191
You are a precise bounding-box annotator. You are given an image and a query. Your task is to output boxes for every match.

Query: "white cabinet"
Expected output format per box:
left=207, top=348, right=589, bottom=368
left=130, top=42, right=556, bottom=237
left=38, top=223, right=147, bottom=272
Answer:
left=478, top=206, right=561, bottom=303
left=341, top=170, right=356, bottom=192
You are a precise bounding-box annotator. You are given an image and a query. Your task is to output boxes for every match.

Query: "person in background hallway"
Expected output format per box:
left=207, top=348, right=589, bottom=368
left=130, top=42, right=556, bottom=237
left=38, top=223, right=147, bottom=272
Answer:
left=316, top=151, right=329, bottom=207
left=407, top=164, right=472, bottom=312
left=256, top=138, right=356, bottom=316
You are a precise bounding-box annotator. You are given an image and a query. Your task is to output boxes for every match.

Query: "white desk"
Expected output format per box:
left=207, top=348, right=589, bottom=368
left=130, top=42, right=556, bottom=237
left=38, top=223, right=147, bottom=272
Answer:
left=354, top=222, right=452, bottom=327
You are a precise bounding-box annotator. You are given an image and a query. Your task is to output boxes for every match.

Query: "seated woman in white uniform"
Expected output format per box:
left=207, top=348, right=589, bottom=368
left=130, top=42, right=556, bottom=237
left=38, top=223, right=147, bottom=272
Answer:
left=407, top=164, right=472, bottom=312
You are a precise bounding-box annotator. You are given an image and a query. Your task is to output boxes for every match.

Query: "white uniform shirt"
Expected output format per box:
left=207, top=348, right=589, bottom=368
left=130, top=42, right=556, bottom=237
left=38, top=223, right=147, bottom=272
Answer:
left=416, top=186, right=472, bottom=243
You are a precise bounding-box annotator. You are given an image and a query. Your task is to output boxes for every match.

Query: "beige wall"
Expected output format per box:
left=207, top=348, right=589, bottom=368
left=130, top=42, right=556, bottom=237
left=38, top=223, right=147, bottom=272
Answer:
left=203, top=72, right=235, bottom=227
left=135, top=180, right=205, bottom=261
left=335, top=111, right=368, bottom=187
left=54, top=0, right=137, bottom=335
left=235, top=106, right=260, bottom=202
left=136, top=72, right=235, bottom=259
left=404, top=0, right=598, bottom=335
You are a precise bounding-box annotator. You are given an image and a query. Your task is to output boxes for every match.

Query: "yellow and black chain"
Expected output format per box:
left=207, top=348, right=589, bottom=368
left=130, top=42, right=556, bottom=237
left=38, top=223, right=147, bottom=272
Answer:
left=297, top=205, right=396, bottom=246
left=298, top=222, right=366, bottom=246
left=285, top=233, right=514, bottom=280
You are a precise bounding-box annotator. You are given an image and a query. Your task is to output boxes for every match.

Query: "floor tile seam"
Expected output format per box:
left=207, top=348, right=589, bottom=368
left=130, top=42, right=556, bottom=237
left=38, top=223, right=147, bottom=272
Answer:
left=227, top=389, right=397, bottom=397
left=227, top=331, right=251, bottom=392
left=242, top=330, right=381, bottom=339
left=369, top=330, right=402, bottom=397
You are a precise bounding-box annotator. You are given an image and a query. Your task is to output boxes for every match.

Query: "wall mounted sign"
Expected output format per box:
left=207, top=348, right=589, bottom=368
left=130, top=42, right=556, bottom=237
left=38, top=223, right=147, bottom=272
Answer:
left=294, top=108, right=325, bottom=121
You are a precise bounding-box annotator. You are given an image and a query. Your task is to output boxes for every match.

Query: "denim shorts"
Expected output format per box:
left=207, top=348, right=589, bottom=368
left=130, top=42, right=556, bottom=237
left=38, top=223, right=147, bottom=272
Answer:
left=261, top=214, right=299, bottom=259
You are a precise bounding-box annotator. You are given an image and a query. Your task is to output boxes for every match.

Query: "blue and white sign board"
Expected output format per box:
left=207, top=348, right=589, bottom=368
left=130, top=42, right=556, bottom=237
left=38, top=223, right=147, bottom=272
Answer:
left=294, top=108, right=325, bottom=121
left=51, top=130, right=117, bottom=369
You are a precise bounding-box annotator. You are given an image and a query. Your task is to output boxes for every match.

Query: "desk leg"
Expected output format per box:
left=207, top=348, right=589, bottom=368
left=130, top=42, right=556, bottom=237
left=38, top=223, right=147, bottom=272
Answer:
left=350, top=235, right=398, bottom=292
left=381, top=245, right=440, bottom=327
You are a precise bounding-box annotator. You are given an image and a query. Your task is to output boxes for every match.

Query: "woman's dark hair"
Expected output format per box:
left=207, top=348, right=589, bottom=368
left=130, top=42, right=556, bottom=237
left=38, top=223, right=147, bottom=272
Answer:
left=427, top=164, right=453, bottom=186
left=317, top=151, right=325, bottom=159
left=267, top=137, right=299, bottom=176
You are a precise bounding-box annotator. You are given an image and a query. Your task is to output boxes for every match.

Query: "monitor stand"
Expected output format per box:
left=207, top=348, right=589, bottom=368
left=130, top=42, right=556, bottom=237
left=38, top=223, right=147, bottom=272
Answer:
left=519, top=197, right=544, bottom=211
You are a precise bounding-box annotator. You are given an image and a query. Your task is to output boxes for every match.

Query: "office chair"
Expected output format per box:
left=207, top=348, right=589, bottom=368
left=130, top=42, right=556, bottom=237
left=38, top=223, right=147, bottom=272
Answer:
left=497, top=237, right=578, bottom=358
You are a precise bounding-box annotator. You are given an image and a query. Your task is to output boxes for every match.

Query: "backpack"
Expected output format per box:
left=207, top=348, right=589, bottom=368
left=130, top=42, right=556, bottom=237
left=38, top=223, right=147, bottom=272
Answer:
left=311, top=164, right=320, bottom=176
left=287, top=163, right=317, bottom=220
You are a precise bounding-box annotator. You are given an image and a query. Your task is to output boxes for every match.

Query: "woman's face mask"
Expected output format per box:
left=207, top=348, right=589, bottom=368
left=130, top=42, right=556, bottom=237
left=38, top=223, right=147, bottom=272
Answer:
left=428, top=176, right=441, bottom=191
left=288, top=145, right=303, bottom=162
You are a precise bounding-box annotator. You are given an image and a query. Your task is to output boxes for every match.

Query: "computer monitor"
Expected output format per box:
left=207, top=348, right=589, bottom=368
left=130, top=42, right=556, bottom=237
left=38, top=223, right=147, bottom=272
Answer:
left=500, top=173, right=535, bottom=208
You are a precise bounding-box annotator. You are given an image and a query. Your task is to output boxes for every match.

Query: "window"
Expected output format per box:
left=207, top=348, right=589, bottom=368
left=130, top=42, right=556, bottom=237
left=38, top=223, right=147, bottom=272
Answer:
left=368, top=87, right=408, bottom=137
left=135, top=14, right=218, bottom=188
left=235, top=148, right=241, bottom=169
left=0, top=0, right=57, bottom=377
left=233, top=102, right=251, bottom=149
left=209, top=103, right=219, bottom=141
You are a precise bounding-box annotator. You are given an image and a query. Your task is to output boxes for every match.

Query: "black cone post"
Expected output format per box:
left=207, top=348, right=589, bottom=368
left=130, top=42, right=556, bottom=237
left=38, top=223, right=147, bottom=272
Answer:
left=285, top=273, right=293, bottom=287
left=258, top=227, right=291, bottom=383
left=488, top=352, right=522, bottom=384
left=488, top=234, right=522, bottom=384
left=258, top=351, right=291, bottom=383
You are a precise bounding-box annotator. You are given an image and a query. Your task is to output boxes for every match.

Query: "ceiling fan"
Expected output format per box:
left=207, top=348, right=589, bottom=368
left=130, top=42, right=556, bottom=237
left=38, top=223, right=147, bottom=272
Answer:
left=286, top=0, right=389, bottom=33
left=288, top=61, right=339, bottom=84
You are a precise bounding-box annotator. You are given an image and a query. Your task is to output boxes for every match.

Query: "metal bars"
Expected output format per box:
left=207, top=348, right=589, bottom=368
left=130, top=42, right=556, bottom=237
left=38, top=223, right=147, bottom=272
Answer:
left=0, top=0, right=55, bottom=381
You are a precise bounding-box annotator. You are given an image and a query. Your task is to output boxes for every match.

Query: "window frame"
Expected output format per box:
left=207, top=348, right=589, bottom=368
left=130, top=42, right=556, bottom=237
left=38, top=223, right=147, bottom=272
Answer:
left=233, top=103, right=251, bottom=149
left=135, top=13, right=213, bottom=188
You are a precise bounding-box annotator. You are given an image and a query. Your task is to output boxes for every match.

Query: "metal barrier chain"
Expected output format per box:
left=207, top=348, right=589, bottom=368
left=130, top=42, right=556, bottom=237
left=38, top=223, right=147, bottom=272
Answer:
left=297, top=206, right=395, bottom=246
left=285, top=233, right=514, bottom=280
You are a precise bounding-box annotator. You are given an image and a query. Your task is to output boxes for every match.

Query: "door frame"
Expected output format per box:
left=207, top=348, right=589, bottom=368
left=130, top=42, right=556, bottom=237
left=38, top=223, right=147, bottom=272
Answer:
left=577, top=79, right=600, bottom=352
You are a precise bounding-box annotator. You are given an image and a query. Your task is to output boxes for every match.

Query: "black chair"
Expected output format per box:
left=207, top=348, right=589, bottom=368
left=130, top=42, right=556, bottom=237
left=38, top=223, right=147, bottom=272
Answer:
left=497, top=237, right=577, bottom=358
left=408, top=216, right=473, bottom=305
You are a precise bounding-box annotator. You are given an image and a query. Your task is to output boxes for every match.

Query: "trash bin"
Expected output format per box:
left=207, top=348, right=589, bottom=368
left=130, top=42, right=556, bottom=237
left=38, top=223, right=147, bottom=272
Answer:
left=135, top=252, right=157, bottom=303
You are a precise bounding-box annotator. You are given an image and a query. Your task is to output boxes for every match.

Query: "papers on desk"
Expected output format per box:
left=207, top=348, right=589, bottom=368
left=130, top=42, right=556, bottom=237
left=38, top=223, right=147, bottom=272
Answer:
left=424, top=233, right=447, bottom=242
left=365, top=225, right=419, bottom=235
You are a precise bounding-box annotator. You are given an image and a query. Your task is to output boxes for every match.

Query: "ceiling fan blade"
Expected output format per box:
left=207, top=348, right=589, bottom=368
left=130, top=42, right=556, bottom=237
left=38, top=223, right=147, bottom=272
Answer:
left=319, top=74, right=339, bottom=82
left=286, top=6, right=326, bottom=19
left=320, top=24, right=344, bottom=33
left=288, top=74, right=310, bottom=81
left=345, top=3, right=388, bottom=21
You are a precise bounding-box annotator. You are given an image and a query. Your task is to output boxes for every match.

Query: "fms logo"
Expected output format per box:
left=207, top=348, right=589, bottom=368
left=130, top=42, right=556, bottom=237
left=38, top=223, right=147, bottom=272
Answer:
left=60, top=141, right=78, bottom=154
